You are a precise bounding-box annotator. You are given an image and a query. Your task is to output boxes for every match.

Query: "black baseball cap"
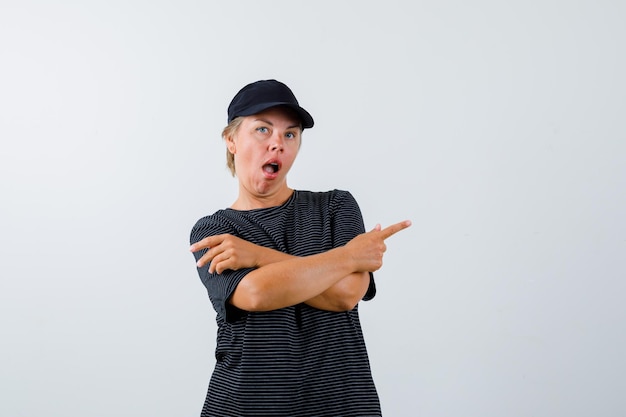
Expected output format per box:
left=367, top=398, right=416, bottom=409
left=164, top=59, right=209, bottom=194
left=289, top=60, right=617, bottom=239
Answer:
left=227, top=79, right=314, bottom=129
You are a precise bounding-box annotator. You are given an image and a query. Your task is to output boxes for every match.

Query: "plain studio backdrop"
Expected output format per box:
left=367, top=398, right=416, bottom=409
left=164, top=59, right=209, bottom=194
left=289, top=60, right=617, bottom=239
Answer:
left=1, top=1, right=624, bottom=416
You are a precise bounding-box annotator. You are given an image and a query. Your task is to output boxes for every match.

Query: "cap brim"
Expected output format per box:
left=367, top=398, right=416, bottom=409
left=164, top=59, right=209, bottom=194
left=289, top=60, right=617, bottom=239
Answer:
left=234, top=101, right=314, bottom=129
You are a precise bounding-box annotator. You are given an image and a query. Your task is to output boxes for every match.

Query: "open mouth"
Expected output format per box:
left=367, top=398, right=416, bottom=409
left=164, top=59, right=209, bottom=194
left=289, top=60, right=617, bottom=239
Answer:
left=263, top=162, right=280, bottom=174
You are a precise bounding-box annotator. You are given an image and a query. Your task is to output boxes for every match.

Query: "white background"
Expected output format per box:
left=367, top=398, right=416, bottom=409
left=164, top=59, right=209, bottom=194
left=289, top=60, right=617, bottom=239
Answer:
left=1, top=1, right=625, bottom=416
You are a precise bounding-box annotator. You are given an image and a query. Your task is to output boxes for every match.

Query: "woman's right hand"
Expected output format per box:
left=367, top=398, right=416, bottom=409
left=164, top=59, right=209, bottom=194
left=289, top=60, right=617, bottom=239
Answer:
left=344, top=220, right=412, bottom=272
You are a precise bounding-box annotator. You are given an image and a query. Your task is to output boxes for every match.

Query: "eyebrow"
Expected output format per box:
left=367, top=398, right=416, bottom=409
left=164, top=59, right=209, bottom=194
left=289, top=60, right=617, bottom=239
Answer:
left=254, top=118, right=301, bottom=130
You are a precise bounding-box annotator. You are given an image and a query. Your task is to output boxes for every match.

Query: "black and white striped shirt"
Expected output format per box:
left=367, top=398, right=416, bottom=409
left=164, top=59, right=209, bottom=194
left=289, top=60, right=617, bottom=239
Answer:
left=190, top=189, right=381, bottom=417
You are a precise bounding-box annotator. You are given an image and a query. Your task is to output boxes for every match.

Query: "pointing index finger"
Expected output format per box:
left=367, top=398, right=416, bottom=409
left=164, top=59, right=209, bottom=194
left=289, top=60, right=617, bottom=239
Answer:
left=379, top=220, right=412, bottom=240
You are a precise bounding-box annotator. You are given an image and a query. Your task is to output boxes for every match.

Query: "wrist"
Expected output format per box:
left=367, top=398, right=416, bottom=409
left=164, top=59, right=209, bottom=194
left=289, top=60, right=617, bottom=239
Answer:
left=329, top=246, right=357, bottom=275
left=258, top=246, right=295, bottom=267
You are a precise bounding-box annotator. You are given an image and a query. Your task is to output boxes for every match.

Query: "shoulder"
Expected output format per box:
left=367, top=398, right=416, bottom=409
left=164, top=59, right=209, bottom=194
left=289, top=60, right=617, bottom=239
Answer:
left=293, top=189, right=361, bottom=218
left=189, top=210, right=236, bottom=245
left=294, top=189, right=357, bottom=206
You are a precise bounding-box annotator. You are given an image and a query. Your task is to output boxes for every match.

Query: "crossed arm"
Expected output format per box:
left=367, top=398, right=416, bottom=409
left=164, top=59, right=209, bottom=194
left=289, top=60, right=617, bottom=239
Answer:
left=190, top=220, right=411, bottom=312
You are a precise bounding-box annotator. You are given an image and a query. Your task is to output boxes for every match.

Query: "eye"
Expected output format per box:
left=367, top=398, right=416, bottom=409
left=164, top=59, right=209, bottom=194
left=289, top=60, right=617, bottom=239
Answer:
left=285, top=131, right=297, bottom=140
left=256, top=126, right=269, bottom=134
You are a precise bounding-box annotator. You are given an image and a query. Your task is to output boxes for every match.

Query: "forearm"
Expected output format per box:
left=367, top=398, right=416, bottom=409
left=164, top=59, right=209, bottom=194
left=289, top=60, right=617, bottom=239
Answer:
left=230, top=246, right=357, bottom=312
left=245, top=247, right=368, bottom=312
left=304, top=272, right=370, bottom=312
left=204, top=220, right=410, bottom=312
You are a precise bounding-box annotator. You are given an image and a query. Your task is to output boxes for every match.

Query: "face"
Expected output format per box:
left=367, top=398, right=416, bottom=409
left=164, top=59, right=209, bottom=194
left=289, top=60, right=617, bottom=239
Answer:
left=227, top=107, right=302, bottom=203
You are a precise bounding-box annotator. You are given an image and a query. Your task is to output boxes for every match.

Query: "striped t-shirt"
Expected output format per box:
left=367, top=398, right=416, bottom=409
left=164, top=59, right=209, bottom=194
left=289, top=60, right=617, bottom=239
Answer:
left=190, top=189, right=381, bottom=417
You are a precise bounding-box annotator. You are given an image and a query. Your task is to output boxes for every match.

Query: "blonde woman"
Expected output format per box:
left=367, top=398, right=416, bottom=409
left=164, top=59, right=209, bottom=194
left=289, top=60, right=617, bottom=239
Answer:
left=190, top=79, right=410, bottom=417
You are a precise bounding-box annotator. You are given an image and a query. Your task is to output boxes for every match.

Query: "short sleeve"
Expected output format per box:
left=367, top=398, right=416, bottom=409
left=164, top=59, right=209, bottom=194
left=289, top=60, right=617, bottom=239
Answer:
left=330, top=191, right=376, bottom=301
left=190, top=215, right=252, bottom=322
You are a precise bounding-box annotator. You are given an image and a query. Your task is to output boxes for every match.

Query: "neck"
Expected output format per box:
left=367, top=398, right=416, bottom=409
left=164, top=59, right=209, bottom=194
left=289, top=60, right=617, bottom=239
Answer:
left=231, top=185, right=294, bottom=210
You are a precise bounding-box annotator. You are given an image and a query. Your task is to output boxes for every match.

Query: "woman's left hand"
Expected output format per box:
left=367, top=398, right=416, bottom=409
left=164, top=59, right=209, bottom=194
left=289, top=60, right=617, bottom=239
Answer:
left=191, top=234, right=291, bottom=274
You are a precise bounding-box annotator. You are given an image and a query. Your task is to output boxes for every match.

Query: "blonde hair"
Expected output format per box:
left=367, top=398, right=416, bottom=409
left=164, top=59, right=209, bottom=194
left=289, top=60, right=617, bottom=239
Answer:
left=222, top=117, right=244, bottom=176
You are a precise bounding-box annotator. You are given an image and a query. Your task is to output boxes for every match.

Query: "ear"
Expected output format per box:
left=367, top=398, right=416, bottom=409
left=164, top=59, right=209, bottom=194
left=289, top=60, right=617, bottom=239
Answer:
left=226, top=135, right=236, bottom=154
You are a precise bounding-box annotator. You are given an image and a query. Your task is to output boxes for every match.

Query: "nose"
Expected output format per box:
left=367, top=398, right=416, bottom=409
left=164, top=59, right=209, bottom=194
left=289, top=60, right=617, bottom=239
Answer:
left=269, top=133, right=284, bottom=152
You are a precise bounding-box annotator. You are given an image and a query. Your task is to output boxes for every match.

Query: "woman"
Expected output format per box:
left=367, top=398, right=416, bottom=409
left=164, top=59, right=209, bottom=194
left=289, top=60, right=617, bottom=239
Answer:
left=190, top=79, right=410, bottom=417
